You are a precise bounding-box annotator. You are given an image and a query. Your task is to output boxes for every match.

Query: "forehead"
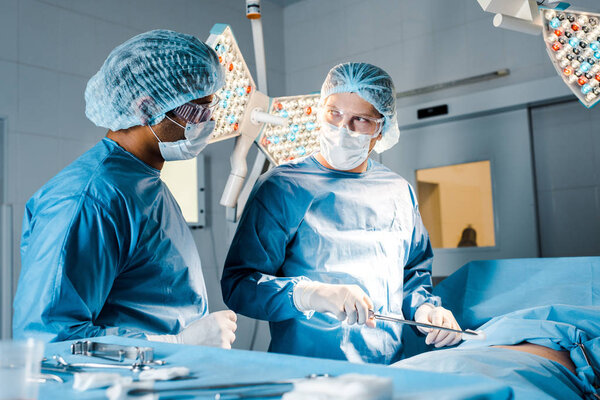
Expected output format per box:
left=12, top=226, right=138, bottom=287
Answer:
left=324, top=93, right=379, bottom=117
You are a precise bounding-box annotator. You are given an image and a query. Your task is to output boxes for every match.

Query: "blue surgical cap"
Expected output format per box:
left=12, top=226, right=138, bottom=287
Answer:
left=320, top=62, right=400, bottom=153
left=85, top=29, right=225, bottom=131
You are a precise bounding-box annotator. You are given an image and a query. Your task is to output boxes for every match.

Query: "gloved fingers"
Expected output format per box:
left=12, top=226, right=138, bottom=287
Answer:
left=224, top=330, right=236, bottom=346
left=356, top=301, right=369, bottom=325
left=426, top=327, right=445, bottom=345
left=435, top=331, right=460, bottom=348
left=220, top=338, right=232, bottom=349
left=363, top=295, right=374, bottom=312
left=416, top=326, right=431, bottom=335
left=225, top=310, right=237, bottom=322
left=221, top=318, right=237, bottom=333
left=431, top=309, right=444, bottom=327
left=344, top=302, right=358, bottom=325
left=356, top=293, right=373, bottom=325
left=335, top=310, right=347, bottom=322
left=444, top=309, right=460, bottom=329
left=213, top=310, right=237, bottom=322
left=448, top=333, right=463, bottom=347
left=425, top=330, right=436, bottom=345
left=425, top=312, right=443, bottom=344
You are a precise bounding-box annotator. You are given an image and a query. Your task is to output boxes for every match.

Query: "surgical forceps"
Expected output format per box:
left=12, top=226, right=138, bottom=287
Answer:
left=368, top=310, right=486, bottom=339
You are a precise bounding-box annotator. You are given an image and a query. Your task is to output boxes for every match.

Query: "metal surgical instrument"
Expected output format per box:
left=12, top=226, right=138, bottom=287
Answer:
left=53, top=354, right=154, bottom=371
left=70, top=340, right=165, bottom=365
left=368, top=310, right=486, bottom=340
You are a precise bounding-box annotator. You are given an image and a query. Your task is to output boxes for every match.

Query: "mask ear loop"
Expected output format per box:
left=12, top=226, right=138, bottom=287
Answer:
left=147, top=125, right=162, bottom=143
left=147, top=113, right=192, bottom=145
left=165, top=114, right=186, bottom=129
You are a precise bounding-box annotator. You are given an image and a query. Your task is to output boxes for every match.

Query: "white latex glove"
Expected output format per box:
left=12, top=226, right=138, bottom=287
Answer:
left=293, top=281, right=376, bottom=328
left=414, top=303, right=462, bottom=348
left=147, top=310, right=237, bottom=349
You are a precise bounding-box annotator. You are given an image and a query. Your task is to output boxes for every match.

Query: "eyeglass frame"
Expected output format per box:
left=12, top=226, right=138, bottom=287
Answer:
left=321, top=105, right=384, bottom=136
left=170, top=94, right=221, bottom=124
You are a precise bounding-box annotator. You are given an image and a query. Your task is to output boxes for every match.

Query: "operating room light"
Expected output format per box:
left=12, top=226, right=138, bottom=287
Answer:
left=258, top=94, right=321, bottom=165
left=543, top=8, right=600, bottom=108
left=206, top=25, right=258, bottom=143
left=206, top=24, right=321, bottom=166
left=477, top=2, right=600, bottom=108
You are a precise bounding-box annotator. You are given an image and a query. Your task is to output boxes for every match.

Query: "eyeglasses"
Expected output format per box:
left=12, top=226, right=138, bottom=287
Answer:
left=322, top=106, right=384, bottom=136
left=172, top=95, right=221, bottom=124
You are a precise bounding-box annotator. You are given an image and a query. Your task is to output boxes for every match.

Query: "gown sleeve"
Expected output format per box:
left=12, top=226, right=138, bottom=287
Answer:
left=221, top=174, right=309, bottom=322
left=401, top=187, right=442, bottom=321
left=13, top=194, right=145, bottom=342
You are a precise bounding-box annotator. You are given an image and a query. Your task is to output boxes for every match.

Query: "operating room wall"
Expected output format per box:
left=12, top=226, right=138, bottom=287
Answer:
left=0, top=0, right=286, bottom=337
left=531, top=100, right=600, bottom=257
left=283, top=0, right=556, bottom=101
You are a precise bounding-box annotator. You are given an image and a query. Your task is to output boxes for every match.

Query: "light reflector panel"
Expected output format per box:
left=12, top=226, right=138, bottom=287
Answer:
left=206, top=24, right=257, bottom=142
left=258, top=94, right=321, bottom=165
left=543, top=9, right=600, bottom=108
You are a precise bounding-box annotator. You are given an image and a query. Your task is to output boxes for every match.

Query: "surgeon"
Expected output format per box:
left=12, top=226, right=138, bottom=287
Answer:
left=221, top=63, right=461, bottom=363
left=13, top=30, right=237, bottom=348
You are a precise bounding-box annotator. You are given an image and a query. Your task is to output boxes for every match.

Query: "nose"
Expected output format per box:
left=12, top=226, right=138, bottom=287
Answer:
left=339, top=114, right=354, bottom=130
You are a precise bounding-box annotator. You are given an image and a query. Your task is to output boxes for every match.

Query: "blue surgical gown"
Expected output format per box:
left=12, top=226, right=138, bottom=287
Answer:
left=13, top=138, right=208, bottom=342
left=221, top=155, right=440, bottom=364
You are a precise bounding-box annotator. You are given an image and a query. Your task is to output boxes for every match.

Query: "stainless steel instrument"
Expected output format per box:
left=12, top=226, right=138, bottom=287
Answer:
left=368, top=310, right=485, bottom=340
left=70, top=340, right=164, bottom=365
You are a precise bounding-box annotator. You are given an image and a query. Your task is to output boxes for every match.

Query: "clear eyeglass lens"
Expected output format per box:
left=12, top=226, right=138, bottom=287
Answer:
left=323, top=107, right=381, bottom=135
left=207, top=94, right=221, bottom=110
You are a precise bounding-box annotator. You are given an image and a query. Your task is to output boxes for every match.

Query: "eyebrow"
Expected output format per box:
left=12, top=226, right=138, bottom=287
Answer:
left=326, top=105, right=382, bottom=119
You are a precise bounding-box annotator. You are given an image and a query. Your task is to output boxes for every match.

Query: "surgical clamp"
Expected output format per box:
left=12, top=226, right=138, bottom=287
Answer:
left=53, top=354, right=154, bottom=371
left=70, top=340, right=165, bottom=365
left=368, top=310, right=486, bottom=340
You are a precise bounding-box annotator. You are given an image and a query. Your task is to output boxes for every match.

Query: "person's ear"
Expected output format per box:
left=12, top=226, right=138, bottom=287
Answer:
left=133, top=96, right=157, bottom=126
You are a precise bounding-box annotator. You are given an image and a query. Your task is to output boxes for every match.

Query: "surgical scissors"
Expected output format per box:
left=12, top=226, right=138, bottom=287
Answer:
left=368, top=310, right=486, bottom=340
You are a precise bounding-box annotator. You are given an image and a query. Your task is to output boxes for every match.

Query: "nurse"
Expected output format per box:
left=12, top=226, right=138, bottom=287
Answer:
left=13, top=30, right=236, bottom=347
left=221, top=63, right=460, bottom=363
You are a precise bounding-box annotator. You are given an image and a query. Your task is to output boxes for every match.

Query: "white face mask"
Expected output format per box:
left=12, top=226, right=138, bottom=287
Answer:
left=319, top=122, right=375, bottom=170
left=149, top=116, right=215, bottom=161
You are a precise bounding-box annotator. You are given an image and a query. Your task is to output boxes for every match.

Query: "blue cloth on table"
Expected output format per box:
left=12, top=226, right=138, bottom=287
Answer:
left=13, top=138, right=208, bottom=342
left=221, top=155, right=440, bottom=364
left=40, top=336, right=514, bottom=400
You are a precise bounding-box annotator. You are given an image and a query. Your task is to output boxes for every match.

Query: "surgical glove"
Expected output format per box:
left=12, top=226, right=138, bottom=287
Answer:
left=293, top=281, right=376, bottom=327
left=414, top=303, right=462, bottom=348
left=147, top=310, right=237, bottom=348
